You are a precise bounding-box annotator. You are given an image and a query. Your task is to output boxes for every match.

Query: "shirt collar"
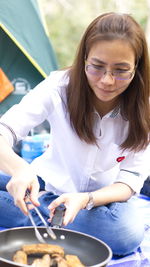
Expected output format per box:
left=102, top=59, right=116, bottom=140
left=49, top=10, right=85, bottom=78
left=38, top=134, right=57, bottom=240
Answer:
left=93, top=105, right=120, bottom=119
left=109, top=105, right=120, bottom=118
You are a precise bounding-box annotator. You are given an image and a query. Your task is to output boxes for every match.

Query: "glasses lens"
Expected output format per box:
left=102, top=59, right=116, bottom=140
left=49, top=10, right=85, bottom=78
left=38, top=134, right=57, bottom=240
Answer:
left=113, top=71, right=133, bottom=80
left=86, top=64, right=133, bottom=81
left=86, top=65, right=104, bottom=76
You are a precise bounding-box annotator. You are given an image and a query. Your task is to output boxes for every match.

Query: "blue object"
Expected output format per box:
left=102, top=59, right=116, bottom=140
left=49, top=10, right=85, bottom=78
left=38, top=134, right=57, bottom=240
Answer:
left=21, top=134, right=50, bottom=163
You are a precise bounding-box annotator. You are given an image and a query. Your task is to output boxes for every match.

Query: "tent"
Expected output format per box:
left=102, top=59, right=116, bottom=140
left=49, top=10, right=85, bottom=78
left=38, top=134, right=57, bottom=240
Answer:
left=0, top=0, right=58, bottom=114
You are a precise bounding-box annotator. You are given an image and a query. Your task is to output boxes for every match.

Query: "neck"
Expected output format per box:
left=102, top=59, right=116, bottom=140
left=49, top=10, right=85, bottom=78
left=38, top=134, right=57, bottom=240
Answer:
left=94, top=97, right=119, bottom=117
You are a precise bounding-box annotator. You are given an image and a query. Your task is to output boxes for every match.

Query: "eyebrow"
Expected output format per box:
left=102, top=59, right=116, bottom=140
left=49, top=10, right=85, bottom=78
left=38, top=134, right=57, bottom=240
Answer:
left=90, top=58, right=132, bottom=67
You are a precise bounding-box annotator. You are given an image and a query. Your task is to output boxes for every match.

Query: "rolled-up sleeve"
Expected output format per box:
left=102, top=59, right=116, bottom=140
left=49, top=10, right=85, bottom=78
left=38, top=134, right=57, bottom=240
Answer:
left=115, top=145, right=150, bottom=193
left=0, top=122, right=16, bottom=146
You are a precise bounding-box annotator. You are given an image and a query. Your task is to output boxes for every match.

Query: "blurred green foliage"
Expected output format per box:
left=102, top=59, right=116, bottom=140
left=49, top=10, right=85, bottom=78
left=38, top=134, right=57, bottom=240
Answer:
left=39, top=0, right=149, bottom=68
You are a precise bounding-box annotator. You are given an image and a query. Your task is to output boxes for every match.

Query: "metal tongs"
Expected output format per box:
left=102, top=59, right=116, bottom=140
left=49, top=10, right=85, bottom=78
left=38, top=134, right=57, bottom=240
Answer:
left=25, top=190, right=57, bottom=243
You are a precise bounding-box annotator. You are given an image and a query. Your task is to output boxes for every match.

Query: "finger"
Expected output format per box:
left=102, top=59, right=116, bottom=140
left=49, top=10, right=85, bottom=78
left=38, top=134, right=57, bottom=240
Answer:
left=47, top=208, right=55, bottom=223
left=29, top=181, right=40, bottom=206
left=62, top=206, right=76, bottom=226
left=48, top=195, right=65, bottom=210
left=15, top=197, right=28, bottom=215
left=26, top=203, right=35, bottom=210
left=14, top=185, right=34, bottom=215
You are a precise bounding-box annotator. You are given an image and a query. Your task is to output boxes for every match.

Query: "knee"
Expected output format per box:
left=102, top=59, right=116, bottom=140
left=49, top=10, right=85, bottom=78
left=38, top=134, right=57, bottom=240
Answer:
left=111, top=228, right=144, bottom=256
left=107, top=216, right=145, bottom=256
left=106, top=201, right=145, bottom=255
left=98, top=202, right=145, bottom=255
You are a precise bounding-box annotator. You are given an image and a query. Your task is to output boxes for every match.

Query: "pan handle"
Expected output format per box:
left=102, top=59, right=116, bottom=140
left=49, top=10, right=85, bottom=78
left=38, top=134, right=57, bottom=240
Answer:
left=51, top=205, right=66, bottom=228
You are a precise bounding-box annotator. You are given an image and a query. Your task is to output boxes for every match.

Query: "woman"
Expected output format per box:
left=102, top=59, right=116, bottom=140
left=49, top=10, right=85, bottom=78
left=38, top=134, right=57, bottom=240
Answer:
left=0, top=12, right=149, bottom=255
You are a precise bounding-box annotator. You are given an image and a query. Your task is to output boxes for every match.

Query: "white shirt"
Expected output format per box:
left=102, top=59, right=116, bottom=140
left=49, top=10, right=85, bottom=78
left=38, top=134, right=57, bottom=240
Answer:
left=0, top=70, right=149, bottom=194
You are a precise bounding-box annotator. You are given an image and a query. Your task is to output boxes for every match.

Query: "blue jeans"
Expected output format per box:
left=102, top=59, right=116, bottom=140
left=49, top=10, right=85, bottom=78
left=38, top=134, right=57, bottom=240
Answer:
left=0, top=173, right=144, bottom=256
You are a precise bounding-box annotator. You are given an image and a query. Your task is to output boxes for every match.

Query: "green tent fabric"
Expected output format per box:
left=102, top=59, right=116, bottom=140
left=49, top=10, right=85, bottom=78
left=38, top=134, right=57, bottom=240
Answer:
left=0, top=0, right=58, bottom=114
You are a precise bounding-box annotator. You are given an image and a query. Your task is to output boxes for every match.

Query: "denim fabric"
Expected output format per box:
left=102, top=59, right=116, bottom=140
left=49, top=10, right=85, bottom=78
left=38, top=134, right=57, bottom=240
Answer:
left=140, top=176, right=150, bottom=197
left=64, top=200, right=144, bottom=256
left=0, top=173, right=144, bottom=256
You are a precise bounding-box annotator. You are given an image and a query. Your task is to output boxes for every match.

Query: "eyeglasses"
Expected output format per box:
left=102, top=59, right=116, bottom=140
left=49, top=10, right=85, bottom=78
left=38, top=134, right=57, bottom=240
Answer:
left=85, top=61, right=135, bottom=81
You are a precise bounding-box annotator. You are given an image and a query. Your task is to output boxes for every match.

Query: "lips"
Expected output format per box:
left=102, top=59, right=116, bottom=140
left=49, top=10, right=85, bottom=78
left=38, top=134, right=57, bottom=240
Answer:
left=97, top=87, right=115, bottom=93
left=99, top=89, right=116, bottom=95
left=102, top=89, right=114, bottom=93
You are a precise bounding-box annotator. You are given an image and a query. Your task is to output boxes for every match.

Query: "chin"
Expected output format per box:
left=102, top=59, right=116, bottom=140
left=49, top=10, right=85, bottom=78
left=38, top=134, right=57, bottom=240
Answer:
left=96, top=94, right=115, bottom=102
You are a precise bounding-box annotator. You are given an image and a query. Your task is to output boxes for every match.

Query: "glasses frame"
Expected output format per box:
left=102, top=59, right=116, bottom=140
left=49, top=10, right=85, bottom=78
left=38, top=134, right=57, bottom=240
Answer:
left=85, top=60, right=136, bottom=81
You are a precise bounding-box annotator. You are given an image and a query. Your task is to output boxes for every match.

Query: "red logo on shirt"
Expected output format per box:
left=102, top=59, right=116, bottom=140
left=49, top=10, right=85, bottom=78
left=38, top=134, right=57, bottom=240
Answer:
left=116, top=156, right=125, bottom=162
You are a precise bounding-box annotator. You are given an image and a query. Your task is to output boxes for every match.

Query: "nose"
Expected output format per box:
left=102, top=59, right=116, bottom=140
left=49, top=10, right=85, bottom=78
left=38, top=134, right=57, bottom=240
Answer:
left=99, top=72, right=115, bottom=85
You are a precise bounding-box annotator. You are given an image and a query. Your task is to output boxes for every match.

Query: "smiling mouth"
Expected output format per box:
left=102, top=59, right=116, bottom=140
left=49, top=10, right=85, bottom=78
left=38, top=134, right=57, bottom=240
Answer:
left=100, top=88, right=115, bottom=93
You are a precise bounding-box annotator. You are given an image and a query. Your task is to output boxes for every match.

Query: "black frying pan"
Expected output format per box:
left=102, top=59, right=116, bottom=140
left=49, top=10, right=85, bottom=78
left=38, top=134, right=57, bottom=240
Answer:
left=0, top=226, right=112, bottom=267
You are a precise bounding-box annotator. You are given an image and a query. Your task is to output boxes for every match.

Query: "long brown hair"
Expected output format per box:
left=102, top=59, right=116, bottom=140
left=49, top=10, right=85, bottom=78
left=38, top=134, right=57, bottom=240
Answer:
left=65, top=12, right=150, bottom=151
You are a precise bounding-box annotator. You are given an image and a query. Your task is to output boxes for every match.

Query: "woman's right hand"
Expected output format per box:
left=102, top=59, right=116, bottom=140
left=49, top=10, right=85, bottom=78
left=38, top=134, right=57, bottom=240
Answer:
left=6, top=166, right=40, bottom=215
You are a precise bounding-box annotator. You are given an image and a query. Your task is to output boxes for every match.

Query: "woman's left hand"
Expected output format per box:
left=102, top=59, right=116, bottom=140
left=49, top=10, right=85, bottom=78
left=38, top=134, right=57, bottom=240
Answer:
left=48, top=192, right=89, bottom=226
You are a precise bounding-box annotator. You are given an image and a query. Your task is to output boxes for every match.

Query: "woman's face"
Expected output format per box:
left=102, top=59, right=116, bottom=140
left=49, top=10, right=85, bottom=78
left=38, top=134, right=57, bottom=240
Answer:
left=85, top=39, right=135, bottom=111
